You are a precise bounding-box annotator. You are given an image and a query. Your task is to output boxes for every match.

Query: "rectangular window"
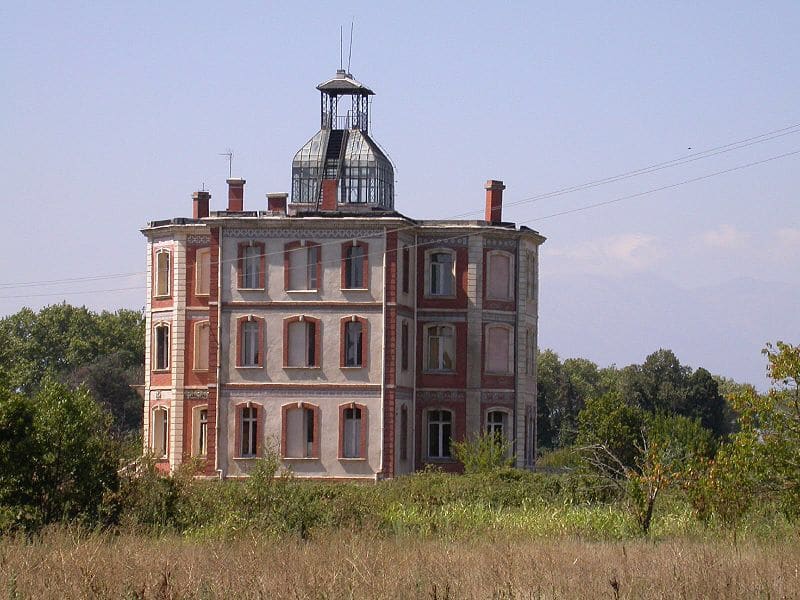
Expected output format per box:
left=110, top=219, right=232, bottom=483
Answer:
left=154, top=324, right=169, bottom=370
left=487, top=410, right=507, bottom=438
left=242, top=245, right=260, bottom=289
left=344, top=245, right=365, bottom=288
left=343, top=407, right=362, bottom=458
left=344, top=321, right=363, bottom=367
left=429, top=252, right=454, bottom=296
left=241, top=406, right=258, bottom=457
left=286, top=407, right=316, bottom=458
left=242, top=320, right=260, bottom=366
left=427, top=410, right=452, bottom=459
left=194, top=321, right=209, bottom=371
left=287, top=320, right=317, bottom=367
left=155, top=250, right=170, bottom=297
left=400, top=405, right=408, bottom=461
left=288, top=244, right=319, bottom=291
left=527, top=252, right=536, bottom=300
left=196, top=248, right=211, bottom=295
left=401, top=246, right=410, bottom=294
left=401, top=321, right=409, bottom=371
left=426, top=325, right=454, bottom=372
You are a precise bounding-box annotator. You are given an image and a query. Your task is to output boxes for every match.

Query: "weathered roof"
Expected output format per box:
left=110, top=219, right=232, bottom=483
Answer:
left=316, top=69, right=374, bottom=95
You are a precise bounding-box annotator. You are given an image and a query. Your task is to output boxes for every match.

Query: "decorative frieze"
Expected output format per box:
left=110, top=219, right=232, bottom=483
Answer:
left=185, top=389, right=209, bottom=400
left=221, top=388, right=380, bottom=400
left=417, top=390, right=466, bottom=403
left=187, top=235, right=211, bottom=245
left=226, top=228, right=382, bottom=240
left=418, top=235, right=469, bottom=248
left=482, top=391, right=515, bottom=405
left=484, top=237, right=517, bottom=250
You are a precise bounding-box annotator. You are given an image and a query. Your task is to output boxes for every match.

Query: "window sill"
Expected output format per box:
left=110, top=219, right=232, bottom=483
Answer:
left=192, top=368, right=209, bottom=373
left=235, top=365, right=263, bottom=369
left=341, top=287, right=369, bottom=292
left=425, top=457, right=455, bottom=463
left=233, top=456, right=258, bottom=461
left=195, top=292, right=210, bottom=297
left=422, top=369, right=456, bottom=375
left=341, top=365, right=365, bottom=370
left=283, top=365, right=321, bottom=370
left=282, top=456, right=320, bottom=461
left=153, top=294, right=172, bottom=300
left=152, top=369, right=171, bottom=374
left=485, top=371, right=513, bottom=376
left=424, top=294, right=457, bottom=300
left=286, top=289, right=319, bottom=294
left=486, top=296, right=513, bottom=302
left=237, top=288, right=265, bottom=292
left=338, top=457, right=367, bottom=462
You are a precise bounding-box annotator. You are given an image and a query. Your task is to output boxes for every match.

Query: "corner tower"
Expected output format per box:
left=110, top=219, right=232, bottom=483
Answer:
left=291, top=69, right=395, bottom=212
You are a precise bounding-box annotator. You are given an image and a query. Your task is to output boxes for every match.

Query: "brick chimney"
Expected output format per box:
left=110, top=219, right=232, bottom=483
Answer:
left=321, top=179, right=338, bottom=211
left=484, top=180, right=505, bottom=224
left=226, top=178, right=245, bottom=211
left=192, top=190, right=210, bottom=219
left=267, top=192, right=288, bottom=214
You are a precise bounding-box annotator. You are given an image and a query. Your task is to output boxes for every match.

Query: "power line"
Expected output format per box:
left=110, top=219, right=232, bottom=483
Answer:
left=3, top=146, right=798, bottom=302
left=1, top=121, right=798, bottom=290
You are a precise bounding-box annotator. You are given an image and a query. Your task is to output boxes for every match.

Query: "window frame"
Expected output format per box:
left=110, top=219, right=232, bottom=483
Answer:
left=425, top=248, right=456, bottom=298
left=484, top=323, right=514, bottom=375
left=284, top=241, right=322, bottom=292
left=195, top=247, right=211, bottom=296
left=486, top=250, right=514, bottom=301
left=281, top=402, right=320, bottom=459
left=154, top=248, right=171, bottom=298
left=485, top=408, right=513, bottom=457
left=237, top=242, right=266, bottom=290
left=340, top=316, right=368, bottom=368
left=401, top=245, right=410, bottom=294
left=235, top=403, right=261, bottom=458
left=153, top=321, right=170, bottom=371
left=338, top=402, right=368, bottom=459
left=283, top=316, right=321, bottom=368
left=236, top=315, right=264, bottom=368
left=423, top=323, right=456, bottom=373
left=399, top=404, right=409, bottom=461
left=400, top=320, right=410, bottom=372
left=426, top=409, right=453, bottom=460
left=193, top=320, right=210, bottom=372
left=341, top=241, right=369, bottom=290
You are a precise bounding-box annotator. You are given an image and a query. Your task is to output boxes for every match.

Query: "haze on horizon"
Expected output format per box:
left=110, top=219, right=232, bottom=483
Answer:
left=2, top=2, right=798, bottom=390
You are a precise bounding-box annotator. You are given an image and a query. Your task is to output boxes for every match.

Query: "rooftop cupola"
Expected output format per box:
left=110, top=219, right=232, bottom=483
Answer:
left=291, top=69, right=395, bottom=212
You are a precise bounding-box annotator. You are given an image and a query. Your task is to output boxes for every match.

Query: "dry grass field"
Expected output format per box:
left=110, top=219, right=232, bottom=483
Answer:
left=3, top=528, right=799, bottom=599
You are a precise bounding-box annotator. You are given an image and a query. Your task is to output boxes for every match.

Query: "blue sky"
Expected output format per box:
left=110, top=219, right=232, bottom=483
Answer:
left=2, top=2, right=798, bottom=387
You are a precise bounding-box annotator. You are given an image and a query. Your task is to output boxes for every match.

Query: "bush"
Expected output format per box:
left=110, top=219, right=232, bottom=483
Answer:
left=451, top=431, right=513, bottom=474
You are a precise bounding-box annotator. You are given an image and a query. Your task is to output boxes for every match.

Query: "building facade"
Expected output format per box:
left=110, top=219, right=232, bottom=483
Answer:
left=141, top=70, right=545, bottom=479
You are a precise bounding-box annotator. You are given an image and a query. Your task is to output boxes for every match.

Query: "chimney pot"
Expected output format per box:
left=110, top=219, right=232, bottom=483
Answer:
left=192, top=190, right=210, bottom=219
left=484, top=179, right=505, bottom=224
left=267, top=192, right=288, bottom=214
left=226, top=178, right=246, bottom=211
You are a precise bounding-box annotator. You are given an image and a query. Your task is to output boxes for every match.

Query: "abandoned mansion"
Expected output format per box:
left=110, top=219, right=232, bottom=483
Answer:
left=141, top=69, right=545, bottom=479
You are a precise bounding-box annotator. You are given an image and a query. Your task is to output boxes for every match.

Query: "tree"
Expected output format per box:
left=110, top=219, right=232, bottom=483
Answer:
left=0, top=379, right=119, bottom=529
left=0, top=304, right=144, bottom=433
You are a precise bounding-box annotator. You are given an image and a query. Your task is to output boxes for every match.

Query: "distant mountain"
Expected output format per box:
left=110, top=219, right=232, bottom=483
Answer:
left=538, top=273, right=800, bottom=390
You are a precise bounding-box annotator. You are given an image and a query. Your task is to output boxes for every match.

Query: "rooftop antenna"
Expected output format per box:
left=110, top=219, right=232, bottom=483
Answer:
left=347, top=19, right=354, bottom=74
left=340, top=26, right=343, bottom=70
left=219, top=149, right=233, bottom=178
left=201, top=181, right=206, bottom=192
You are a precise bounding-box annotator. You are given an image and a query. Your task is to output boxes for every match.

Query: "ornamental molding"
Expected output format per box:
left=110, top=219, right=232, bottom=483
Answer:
left=185, top=389, right=209, bottom=400
left=221, top=388, right=380, bottom=401
left=226, top=228, right=382, bottom=240
left=418, top=236, right=468, bottom=248
left=481, top=391, right=515, bottom=404
left=187, top=235, right=211, bottom=245
left=417, top=390, right=466, bottom=403
left=484, top=238, right=517, bottom=250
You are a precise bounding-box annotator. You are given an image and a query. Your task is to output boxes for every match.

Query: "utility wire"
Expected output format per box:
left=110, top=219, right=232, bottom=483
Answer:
left=1, top=122, right=798, bottom=291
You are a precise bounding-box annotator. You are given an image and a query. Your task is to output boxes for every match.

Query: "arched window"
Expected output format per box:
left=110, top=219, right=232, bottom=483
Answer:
left=153, top=322, right=170, bottom=371
left=285, top=316, right=320, bottom=367
left=155, top=249, right=171, bottom=297
left=192, top=406, right=208, bottom=456
left=339, top=403, right=368, bottom=459
left=282, top=403, right=320, bottom=459
left=193, top=321, right=210, bottom=371
left=238, top=242, right=265, bottom=290
left=486, top=250, right=513, bottom=300
left=485, top=324, right=513, bottom=375
left=152, top=407, right=169, bottom=458
left=342, top=241, right=368, bottom=289
left=195, top=247, right=211, bottom=295
left=285, top=241, right=321, bottom=291
left=237, top=316, right=264, bottom=368
left=427, top=250, right=455, bottom=297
